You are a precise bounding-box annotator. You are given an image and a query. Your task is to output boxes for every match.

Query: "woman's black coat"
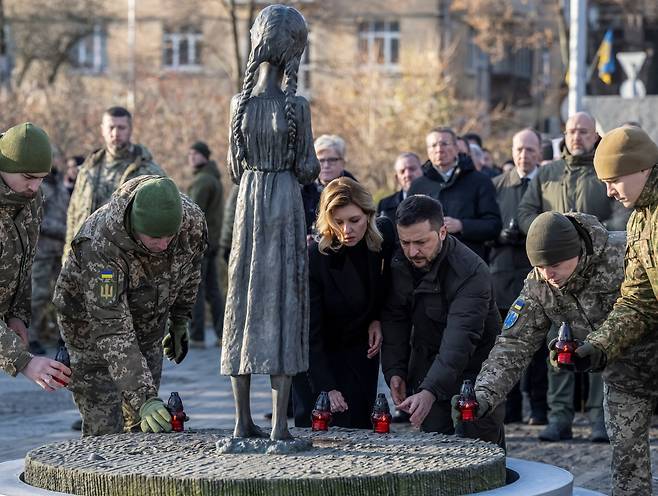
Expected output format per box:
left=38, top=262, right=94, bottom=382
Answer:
left=306, top=217, right=395, bottom=428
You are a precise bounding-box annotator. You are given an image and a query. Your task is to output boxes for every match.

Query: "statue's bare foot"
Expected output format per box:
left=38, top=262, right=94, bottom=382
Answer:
left=270, top=426, right=293, bottom=441
left=234, top=421, right=267, bottom=438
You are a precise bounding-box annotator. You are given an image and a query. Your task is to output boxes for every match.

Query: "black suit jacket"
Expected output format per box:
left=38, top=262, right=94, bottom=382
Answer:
left=308, top=217, right=395, bottom=392
left=377, top=190, right=404, bottom=225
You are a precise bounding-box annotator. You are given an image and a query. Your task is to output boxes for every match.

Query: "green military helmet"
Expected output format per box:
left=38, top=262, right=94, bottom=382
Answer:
left=526, top=212, right=581, bottom=267
left=0, top=122, right=52, bottom=174
left=130, top=177, right=183, bottom=237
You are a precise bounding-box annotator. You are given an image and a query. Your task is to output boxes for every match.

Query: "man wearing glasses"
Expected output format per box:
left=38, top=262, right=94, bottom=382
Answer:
left=301, top=134, right=357, bottom=238
left=408, top=127, right=501, bottom=262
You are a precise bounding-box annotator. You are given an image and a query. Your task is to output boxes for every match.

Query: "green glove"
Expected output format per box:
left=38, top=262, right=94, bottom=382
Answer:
left=139, top=398, right=172, bottom=433
left=162, top=319, right=189, bottom=364
left=450, top=392, right=489, bottom=428
left=575, top=341, right=607, bottom=372
left=548, top=338, right=559, bottom=369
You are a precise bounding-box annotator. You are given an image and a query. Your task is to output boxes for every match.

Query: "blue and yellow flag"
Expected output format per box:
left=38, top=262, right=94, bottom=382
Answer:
left=597, top=29, right=615, bottom=85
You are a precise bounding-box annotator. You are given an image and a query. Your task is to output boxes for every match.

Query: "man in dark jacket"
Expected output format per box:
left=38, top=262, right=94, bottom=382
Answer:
left=381, top=195, right=504, bottom=448
left=517, top=112, right=626, bottom=232
left=301, top=134, right=356, bottom=236
left=490, top=128, right=547, bottom=425
left=377, top=152, right=422, bottom=224
left=407, top=127, right=501, bottom=261
left=187, top=141, right=224, bottom=347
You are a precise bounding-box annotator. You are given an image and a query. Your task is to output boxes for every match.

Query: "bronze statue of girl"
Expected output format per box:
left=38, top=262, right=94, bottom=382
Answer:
left=221, top=4, right=319, bottom=441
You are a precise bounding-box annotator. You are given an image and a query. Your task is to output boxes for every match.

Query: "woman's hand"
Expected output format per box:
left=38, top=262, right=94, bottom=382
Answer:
left=328, top=389, right=349, bottom=413
left=20, top=357, right=71, bottom=391
left=367, top=320, right=383, bottom=359
left=7, top=317, right=29, bottom=347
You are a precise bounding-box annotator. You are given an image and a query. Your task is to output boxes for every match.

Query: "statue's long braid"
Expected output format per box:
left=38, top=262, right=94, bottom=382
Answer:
left=284, top=57, right=300, bottom=168
left=232, top=55, right=260, bottom=164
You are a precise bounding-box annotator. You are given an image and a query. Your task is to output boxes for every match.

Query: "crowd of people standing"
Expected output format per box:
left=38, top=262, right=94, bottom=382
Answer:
left=0, top=104, right=657, bottom=495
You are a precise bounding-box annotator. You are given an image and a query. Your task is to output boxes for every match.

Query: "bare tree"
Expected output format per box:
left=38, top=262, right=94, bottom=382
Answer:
left=6, top=0, right=111, bottom=86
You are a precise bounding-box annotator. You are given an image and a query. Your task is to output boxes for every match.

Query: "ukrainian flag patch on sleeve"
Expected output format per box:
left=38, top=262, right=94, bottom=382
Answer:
left=503, top=297, right=525, bottom=330
left=98, top=268, right=117, bottom=304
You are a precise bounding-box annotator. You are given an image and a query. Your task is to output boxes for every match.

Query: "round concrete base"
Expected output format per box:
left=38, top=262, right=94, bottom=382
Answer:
left=23, top=428, right=506, bottom=495
left=0, top=457, right=606, bottom=496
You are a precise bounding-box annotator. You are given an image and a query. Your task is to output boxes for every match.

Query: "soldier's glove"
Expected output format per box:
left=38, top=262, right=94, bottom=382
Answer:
left=450, top=393, right=489, bottom=428
left=162, top=319, right=189, bottom=364
left=574, top=342, right=607, bottom=373
left=139, top=398, right=172, bottom=433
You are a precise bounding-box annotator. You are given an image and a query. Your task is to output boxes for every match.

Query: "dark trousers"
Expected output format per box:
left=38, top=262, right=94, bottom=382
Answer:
left=500, top=308, right=548, bottom=422
left=191, top=248, right=225, bottom=342
left=292, top=372, right=314, bottom=428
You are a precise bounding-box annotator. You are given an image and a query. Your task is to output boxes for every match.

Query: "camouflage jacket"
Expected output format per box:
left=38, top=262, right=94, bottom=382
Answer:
left=587, top=165, right=658, bottom=372
left=36, top=171, right=70, bottom=258
left=63, top=144, right=165, bottom=261
left=0, top=178, right=42, bottom=376
left=54, top=175, right=207, bottom=413
left=476, top=213, right=626, bottom=409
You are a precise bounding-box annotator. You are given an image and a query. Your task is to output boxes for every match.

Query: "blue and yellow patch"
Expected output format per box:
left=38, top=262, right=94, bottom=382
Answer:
left=99, top=268, right=116, bottom=303
left=503, top=297, right=525, bottom=330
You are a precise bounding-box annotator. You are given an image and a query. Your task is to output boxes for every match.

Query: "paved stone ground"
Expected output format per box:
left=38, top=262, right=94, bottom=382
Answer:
left=2, top=335, right=658, bottom=495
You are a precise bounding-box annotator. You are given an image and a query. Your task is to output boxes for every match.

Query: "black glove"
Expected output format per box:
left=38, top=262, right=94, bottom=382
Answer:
left=499, top=228, right=522, bottom=245
left=574, top=342, right=607, bottom=372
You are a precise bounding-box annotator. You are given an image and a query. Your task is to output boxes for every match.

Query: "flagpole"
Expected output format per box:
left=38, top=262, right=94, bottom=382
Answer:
left=568, top=0, right=587, bottom=116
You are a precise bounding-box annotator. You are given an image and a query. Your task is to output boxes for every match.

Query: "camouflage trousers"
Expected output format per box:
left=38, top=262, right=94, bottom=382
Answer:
left=604, top=383, right=656, bottom=495
left=68, top=345, right=163, bottom=437
left=29, top=255, right=62, bottom=341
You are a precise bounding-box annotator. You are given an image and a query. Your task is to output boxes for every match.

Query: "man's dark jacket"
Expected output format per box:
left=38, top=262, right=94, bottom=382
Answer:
left=301, top=170, right=356, bottom=234
left=381, top=235, right=501, bottom=404
left=489, top=168, right=533, bottom=310
left=377, top=190, right=404, bottom=225
left=407, top=155, right=501, bottom=260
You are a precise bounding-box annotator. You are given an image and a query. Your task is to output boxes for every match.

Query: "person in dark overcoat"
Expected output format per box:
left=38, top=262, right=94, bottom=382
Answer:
left=303, top=177, right=395, bottom=428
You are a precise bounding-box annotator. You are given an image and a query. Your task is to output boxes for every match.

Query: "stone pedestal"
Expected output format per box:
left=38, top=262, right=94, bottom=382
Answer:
left=24, top=428, right=506, bottom=495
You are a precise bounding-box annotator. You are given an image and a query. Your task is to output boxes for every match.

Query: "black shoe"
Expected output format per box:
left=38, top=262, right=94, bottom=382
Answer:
left=590, top=421, right=609, bottom=443
left=71, top=419, right=82, bottom=431
left=29, top=340, right=46, bottom=355
left=538, top=423, right=572, bottom=442
left=528, top=416, right=548, bottom=426
left=264, top=412, right=273, bottom=420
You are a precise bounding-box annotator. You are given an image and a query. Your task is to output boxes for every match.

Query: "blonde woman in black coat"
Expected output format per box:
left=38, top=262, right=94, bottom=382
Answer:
left=306, top=177, right=395, bottom=428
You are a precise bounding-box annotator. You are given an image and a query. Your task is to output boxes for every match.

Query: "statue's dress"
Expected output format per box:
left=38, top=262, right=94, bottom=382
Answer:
left=221, top=93, right=319, bottom=375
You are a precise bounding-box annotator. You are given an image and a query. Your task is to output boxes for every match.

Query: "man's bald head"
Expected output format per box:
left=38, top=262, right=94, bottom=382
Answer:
left=512, top=128, right=541, bottom=176
left=565, top=112, right=598, bottom=156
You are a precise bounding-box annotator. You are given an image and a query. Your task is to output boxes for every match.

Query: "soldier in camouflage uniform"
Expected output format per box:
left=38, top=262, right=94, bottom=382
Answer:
left=63, top=106, right=165, bottom=261
left=581, top=126, right=658, bottom=495
left=29, top=165, right=72, bottom=354
left=454, top=211, right=622, bottom=443
left=0, top=122, right=71, bottom=389
left=54, top=176, right=207, bottom=436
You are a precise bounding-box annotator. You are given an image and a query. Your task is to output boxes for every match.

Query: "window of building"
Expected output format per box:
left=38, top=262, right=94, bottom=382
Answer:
left=71, top=24, right=107, bottom=74
left=357, top=20, right=400, bottom=69
left=163, top=25, right=203, bottom=70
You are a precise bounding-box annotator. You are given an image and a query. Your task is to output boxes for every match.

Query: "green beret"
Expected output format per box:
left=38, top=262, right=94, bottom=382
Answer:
left=130, top=177, right=183, bottom=238
left=526, top=212, right=581, bottom=267
left=0, top=123, right=52, bottom=174
left=594, top=126, right=658, bottom=181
